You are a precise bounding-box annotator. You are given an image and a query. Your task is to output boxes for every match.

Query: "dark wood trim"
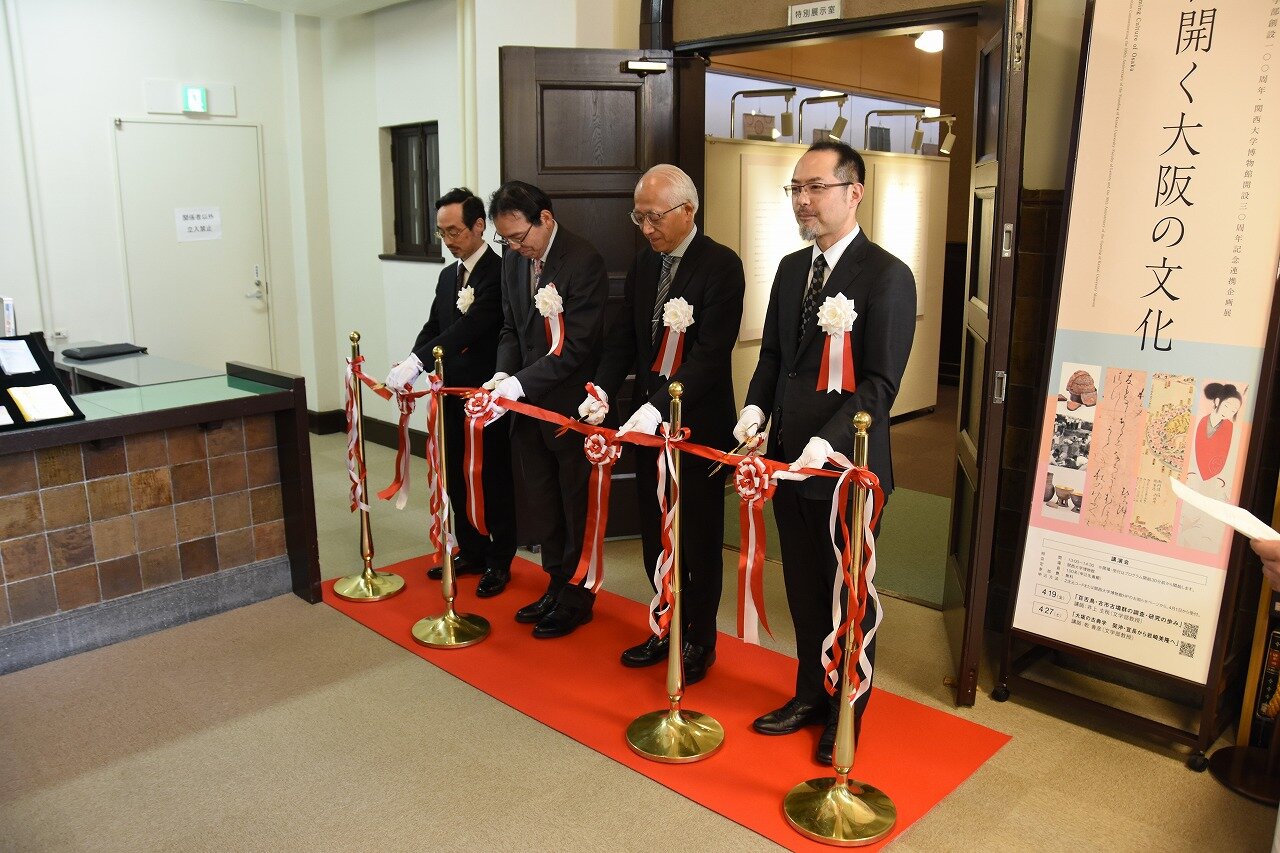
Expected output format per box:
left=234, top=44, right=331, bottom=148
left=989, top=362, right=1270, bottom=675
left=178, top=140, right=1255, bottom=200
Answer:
left=308, top=408, right=345, bottom=435
left=673, top=7, right=982, bottom=54
left=378, top=253, right=444, bottom=263
left=640, top=0, right=673, bottom=50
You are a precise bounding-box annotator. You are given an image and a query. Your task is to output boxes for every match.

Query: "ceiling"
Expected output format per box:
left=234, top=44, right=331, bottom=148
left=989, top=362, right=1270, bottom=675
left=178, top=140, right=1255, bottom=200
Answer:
left=213, top=0, right=410, bottom=18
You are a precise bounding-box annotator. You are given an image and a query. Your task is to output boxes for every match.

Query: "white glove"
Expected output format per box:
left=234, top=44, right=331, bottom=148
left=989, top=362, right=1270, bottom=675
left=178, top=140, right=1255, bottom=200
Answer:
left=616, top=402, right=662, bottom=437
left=483, top=374, right=524, bottom=425
left=786, top=436, right=833, bottom=474
left=385, top=353, right=423, bottom=390
left=481, top=372, right=509, bottom=391
left=733, top=405, right=767, bottom=445
left=578, top=386, right=609, bottom=425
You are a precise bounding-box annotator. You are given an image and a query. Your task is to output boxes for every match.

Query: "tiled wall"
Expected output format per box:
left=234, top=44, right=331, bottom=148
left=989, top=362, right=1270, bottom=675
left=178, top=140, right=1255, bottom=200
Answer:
left=0, top=415, right=286, bottom=628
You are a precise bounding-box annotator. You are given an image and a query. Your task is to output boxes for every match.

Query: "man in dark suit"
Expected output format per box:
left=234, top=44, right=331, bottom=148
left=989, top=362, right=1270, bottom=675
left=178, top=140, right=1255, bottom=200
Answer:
left=739, top=141, right=916, bottom=763
left=386, top=188, right=516, bottom=598
left=581, top=164, right=744, bottom=685
left=483, top=181, right=609, bottom=638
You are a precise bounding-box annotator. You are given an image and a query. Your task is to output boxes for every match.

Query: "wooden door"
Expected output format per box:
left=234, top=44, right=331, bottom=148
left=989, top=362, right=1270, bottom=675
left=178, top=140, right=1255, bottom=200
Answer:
left=113, top=120, right=273, bottom=372
left=498, top=46, right=675, bottom=537
left=942, top=1, right=1031, bottom=706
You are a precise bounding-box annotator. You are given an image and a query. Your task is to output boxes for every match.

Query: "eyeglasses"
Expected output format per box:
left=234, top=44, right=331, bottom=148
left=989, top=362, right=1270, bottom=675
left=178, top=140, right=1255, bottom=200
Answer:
left=493, top=221, right=535, bottom=248
left=435, top=226, right=468, bottom=240
left=782, top=181, right=855, bottom=199
left=629, top=203, right=686, bottom=227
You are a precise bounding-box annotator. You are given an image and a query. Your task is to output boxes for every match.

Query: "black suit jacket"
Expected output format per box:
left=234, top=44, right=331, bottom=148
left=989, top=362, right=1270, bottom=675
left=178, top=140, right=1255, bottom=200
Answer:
left=411, top=247, right=503, bottom=389
left=746, top=229, right=916, bottom=499
left=496, top=225, right=609, bottom=429
left=595, top=232, right=744, bottom=450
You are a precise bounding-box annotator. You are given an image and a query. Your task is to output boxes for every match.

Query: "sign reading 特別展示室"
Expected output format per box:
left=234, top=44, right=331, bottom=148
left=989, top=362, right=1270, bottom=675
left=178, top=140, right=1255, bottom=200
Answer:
left=1011, top=0, right=1280, bottom=684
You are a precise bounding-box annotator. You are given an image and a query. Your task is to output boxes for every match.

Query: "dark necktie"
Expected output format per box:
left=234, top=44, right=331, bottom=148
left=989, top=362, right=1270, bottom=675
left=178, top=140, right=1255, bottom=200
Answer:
left=530, top=258, right=542, bottom=299
left=651, top=253, right=676, bottom=343
left=457, top=262, right=467, bottom=292
left=799, top=254, right=828, bottom=337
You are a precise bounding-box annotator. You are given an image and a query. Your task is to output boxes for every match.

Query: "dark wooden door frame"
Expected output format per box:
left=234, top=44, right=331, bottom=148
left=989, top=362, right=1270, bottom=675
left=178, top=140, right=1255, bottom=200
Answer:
left=659, top=1, right=1027, bottom=707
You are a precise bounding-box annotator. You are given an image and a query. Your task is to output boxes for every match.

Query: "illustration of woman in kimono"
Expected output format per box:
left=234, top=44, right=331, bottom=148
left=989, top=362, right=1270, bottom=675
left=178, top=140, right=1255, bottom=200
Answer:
left=1178, top=383, right=1245, bottom=553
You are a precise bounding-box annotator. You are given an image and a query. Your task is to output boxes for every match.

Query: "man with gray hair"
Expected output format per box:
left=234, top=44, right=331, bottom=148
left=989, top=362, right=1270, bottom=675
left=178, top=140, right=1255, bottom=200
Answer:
left=581, top=164, right=745, bottom=684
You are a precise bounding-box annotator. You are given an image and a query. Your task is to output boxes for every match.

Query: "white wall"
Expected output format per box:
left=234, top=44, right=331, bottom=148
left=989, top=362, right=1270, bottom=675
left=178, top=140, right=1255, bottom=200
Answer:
left=0, top=6, right=42, bottom=333
left=0, top=0, right=303, bottom=374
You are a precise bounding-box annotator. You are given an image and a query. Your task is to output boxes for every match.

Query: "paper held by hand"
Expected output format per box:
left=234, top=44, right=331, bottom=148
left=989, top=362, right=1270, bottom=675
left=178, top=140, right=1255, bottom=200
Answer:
left=1170, top=476, right=1280, bottom=542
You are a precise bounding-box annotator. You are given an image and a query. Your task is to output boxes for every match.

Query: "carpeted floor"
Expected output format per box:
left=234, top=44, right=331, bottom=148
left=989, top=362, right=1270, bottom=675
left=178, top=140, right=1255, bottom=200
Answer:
left=324, top=555, right=1010, bottom=849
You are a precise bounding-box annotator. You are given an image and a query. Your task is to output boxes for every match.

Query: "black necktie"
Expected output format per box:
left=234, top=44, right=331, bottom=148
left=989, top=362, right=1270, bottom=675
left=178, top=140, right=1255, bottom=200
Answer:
left=651, top=253, right=676, bottom=343
left=800, top=254, right=828, bottom=337
left=457, top=262, right=467, bottom=291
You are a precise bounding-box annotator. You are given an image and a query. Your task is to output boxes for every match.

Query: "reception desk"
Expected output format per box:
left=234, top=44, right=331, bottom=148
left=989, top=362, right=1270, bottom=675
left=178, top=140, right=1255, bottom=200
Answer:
left=0, top=363, right=320, bottom=674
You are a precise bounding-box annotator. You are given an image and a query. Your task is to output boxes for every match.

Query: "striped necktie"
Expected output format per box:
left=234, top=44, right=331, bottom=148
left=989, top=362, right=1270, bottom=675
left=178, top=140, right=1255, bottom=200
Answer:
left=799, top=254, right=827, bottom=337
left=650, top=253, right=676, bottom=343
left=530, top=258, right=542, bottom=298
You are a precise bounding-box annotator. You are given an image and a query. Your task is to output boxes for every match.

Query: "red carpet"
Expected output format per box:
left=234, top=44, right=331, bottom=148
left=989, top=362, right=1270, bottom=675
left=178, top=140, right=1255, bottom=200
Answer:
left=323, top=555, right=1009, bottom=850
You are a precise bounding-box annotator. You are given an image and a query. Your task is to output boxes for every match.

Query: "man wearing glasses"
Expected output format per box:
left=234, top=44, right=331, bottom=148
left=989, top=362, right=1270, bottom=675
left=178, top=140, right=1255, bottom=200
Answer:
left=580, top=164, right=745, bottom=684
left=483, top=180, right=609, bottom=638
left=386, top=187, right=516, bottom=598
left=738, top=141, right=915, bottom=763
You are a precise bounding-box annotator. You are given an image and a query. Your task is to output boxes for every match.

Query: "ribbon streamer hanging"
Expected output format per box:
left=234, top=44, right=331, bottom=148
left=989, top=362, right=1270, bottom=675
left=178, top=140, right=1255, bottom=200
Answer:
left=651, top=327, right=685, bottom=378
left=569, top=432, right=622, bottom=592
left=462, top=390, right=492, bottom=535
left=734, top=454, right=775, bottom=645
left=817, top=329, right=857, bottom=394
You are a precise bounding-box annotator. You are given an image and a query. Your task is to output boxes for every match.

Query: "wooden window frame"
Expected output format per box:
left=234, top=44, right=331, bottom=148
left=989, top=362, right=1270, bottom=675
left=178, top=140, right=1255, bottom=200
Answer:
left=380, top=121, right=442, bottom=262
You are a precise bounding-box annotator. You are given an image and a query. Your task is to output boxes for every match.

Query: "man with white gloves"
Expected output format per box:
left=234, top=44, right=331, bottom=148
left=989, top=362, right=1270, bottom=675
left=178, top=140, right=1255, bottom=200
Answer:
left=386, top=187, right=515, bottom=598
left=485, top=181, right=609, bottom=639
left=583, top=165, right=744, bottom=684
left=740, top=141, right=916, bottom=764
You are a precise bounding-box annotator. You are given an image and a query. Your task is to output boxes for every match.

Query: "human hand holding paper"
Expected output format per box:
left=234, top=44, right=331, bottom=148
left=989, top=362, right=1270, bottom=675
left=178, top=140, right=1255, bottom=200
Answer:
left=1169, top=477, right=1280, bottom=541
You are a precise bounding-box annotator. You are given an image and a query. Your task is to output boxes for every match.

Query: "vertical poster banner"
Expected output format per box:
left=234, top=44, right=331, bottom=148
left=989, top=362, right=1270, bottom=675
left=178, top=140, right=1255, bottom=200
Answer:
left=1012, top=1, right=1280, bottom=684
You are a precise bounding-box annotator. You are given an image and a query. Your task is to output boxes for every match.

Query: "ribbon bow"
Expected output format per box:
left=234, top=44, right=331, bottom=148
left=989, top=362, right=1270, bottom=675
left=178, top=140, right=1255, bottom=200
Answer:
left=735, top=453, right=776, bottom=644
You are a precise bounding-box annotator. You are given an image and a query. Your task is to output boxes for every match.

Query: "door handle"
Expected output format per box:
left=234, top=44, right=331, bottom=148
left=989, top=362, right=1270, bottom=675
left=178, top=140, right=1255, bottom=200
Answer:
left=245, top=279, right=265, bottom=300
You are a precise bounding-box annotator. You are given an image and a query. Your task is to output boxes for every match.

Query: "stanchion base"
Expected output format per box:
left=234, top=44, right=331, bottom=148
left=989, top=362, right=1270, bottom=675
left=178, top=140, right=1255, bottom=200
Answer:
left=411, top=611, right=490, bottom=649
left=1208, top=745, right=1280, bottom=805
left=332, top=571, right=406, bottom=602
left=626, top=708, right=724, bottom=763
left=783, top=776, right=896, bottom=847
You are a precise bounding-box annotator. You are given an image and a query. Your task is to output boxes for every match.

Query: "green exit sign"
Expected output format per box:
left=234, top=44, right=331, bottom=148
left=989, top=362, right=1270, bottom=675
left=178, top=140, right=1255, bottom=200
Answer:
left=182, top=86, right=208, bottom=113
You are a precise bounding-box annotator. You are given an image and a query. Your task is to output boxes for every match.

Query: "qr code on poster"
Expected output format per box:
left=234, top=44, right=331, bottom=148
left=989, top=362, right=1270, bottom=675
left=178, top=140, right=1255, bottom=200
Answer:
left=1182, top=623, right=1198, bottom=640
left=1179, top=641, right=1195, bottom=658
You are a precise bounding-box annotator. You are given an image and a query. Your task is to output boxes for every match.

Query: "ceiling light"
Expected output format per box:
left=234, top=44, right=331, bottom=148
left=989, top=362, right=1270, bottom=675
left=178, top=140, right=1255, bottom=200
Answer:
left=915, top=30, right=944, bottom=53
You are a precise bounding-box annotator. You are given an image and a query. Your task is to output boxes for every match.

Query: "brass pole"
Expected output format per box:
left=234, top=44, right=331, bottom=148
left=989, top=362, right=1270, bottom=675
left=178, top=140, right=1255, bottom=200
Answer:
left=332, top=331, right=406, bottom=602
left=625, top=382, right=725, bottom=762
left=411, top=346, right=491, bottom=648
left=782, top=411, right=897, bottom=846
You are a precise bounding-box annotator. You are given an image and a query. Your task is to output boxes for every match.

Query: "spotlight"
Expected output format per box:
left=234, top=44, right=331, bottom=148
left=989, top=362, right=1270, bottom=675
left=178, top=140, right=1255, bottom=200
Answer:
left=830, top=115, right=848, bottom=139
left=729, top=87, right=797, bottom=139
left=915, top=30, right=943, bottom=53
left=797, top=93, right=848, bottom=143
left=919, top=114, right=959, bottom=156
left=862, top=108, right=927, bottom=150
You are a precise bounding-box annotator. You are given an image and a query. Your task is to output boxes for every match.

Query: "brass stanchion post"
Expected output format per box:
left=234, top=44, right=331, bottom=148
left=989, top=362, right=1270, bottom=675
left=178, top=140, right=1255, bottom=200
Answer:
left=333, top=331, right=407, bottom=602
left=411, top=347, right=491, bottom=648
left=625, top=382, right=725, bottom=762
left=782, top=411, right=896, bottom=846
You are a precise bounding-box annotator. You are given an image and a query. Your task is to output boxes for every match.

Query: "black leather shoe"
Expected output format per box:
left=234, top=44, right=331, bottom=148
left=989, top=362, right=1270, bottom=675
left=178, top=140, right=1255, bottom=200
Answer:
left=532, top=600, right=593, bottom=638
left=620, top=635, right=669, bottom=667
left=682, top=643, right=716, bottom=685
left=428, top=555, right=485, bottom=581
left=515, top=593, right=556, bottom=623
left=816, top=719, right=837, bottom=765
left=475, top=567, right=510, bottom=598
left=752, top=697, right=827, bottom=735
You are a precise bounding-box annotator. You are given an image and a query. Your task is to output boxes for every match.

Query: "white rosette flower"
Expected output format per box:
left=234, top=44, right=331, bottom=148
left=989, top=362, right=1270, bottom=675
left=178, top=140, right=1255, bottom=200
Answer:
left=817, top=293, right=858, bottom=336
left=662, top=297, right=696, bottom=333
left=534, top=284, right=563, bottom=317
left=456, top=285, right=475, bottom=314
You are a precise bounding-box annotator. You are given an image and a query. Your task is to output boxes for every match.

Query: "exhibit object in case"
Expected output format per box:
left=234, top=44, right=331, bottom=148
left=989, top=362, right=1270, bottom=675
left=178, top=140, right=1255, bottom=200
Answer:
left=0, top=333, right=83, bottom=432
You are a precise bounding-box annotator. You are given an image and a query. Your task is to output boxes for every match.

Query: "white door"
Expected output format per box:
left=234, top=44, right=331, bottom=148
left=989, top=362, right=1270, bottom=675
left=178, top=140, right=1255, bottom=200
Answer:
left=113, top=120, right=273, bottom=371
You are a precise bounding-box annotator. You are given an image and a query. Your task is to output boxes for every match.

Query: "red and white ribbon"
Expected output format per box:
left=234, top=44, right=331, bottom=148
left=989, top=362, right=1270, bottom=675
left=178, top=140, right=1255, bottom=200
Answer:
left=647, top=425, right=686, bottom=638
left=735, top=453, right=775, bottom=645
left=819, top=452, right=882, bottom=706
left=417, top=371, right=457, bottom=560
left=570, top=433, right=622, bottom=593
left=376, top=388, right=417, bottom=510
left=651, top=327, right=685, bottom=378
left=818, top=329, right=857, bottom=393
left=344, top=356, right=369, bottom=512
left=536, top=284, right=565, bottom=356
left=462, top=390, right=491, bottom=535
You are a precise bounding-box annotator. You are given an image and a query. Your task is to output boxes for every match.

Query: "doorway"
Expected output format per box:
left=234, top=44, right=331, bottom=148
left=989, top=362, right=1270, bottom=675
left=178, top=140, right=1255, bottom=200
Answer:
left=112, top=120, right=274, bottom=372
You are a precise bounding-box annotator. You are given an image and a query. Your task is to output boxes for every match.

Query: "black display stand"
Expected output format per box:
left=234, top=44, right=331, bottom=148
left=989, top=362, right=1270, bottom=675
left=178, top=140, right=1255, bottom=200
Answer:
left=0, top=333, right=83, bottom=433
